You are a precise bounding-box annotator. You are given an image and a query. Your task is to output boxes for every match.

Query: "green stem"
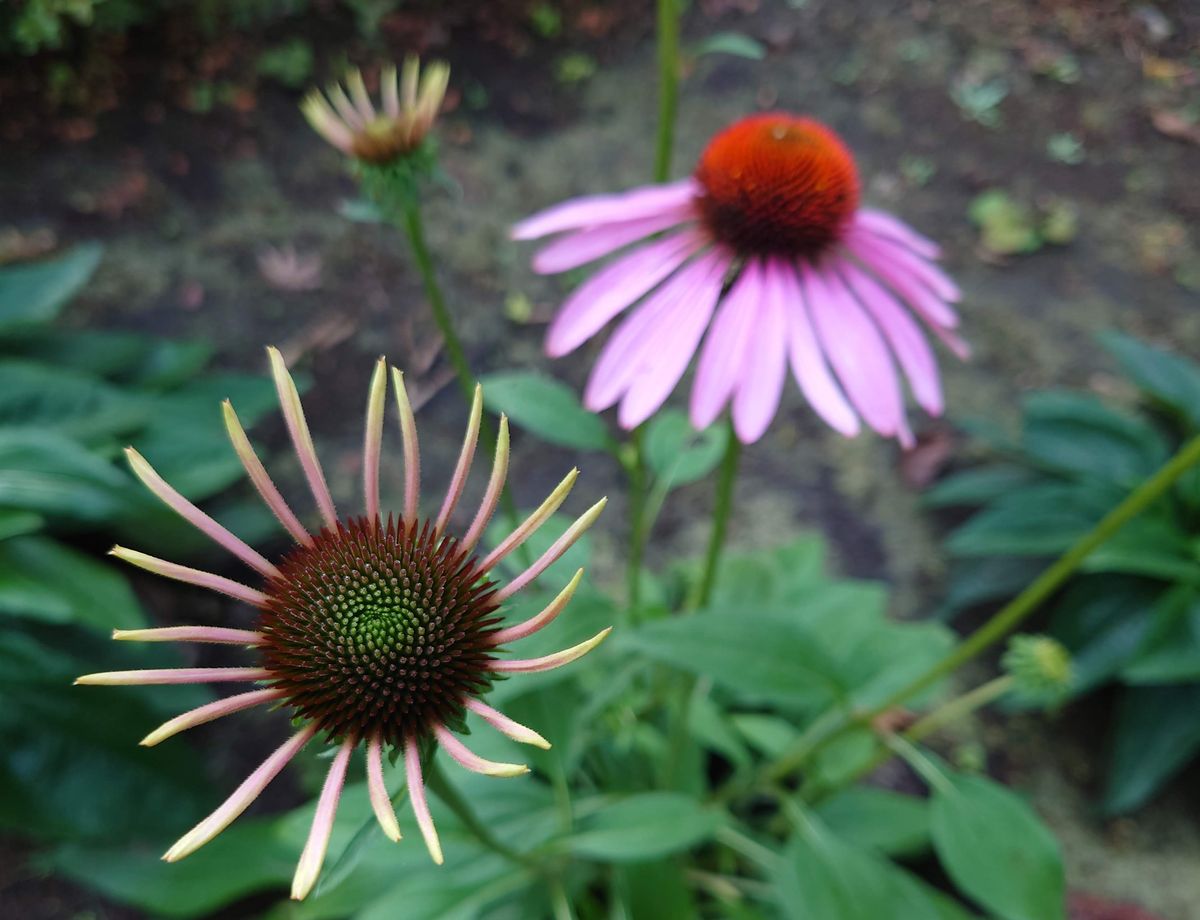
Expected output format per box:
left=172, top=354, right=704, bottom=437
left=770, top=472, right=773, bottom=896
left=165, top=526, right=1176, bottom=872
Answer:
left=766, top=432, right=1200, bottom=785
left=626, top=427, right=649, bottom=610
left=692, top=423, right=741, bottom=610
left=654, top=0, right=681, bottom=183
left=549, top=879, right=576, bottom=920
left=425, top=759, right=537, bottom=869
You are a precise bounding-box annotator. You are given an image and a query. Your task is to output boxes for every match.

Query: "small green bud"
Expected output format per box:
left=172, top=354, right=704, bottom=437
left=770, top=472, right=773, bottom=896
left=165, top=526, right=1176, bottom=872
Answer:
left=1003, top=634, right=1073, bottom=705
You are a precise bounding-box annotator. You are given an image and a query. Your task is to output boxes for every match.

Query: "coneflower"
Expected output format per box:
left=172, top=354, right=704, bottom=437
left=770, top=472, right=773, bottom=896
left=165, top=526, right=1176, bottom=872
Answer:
left=515, top=114, right=969, bottom=445
left=76, top=348, right=608, bottom=899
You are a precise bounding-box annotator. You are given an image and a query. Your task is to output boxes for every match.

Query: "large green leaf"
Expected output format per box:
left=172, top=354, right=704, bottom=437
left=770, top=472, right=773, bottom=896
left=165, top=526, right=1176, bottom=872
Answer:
left=644, top=409, right=729, bottom=488
left=480, top=371, right=611, bottom=451
left=945, top=483, right=1115, bottom=557
left=0, top=243, right=103, bottom=327
left=615, top=859, right=698, bottom=920
left=1122, top=587, right=1200, bottom=683
left=1101, top=332, right=1200, bottom=429
left=929, top=773, right=1065, bottom=920
left=1103, top=684, right=1200, bottom=814
left=814, top=787, right=931, bottom=858
left=1047, top=576, right=1160, bottom=693
left=0, top=328, right=212, bottom=389
left=0, top=359, right=149, bottom=443
left=924, top=465, right=1043, bottom=508
left=563, top=793, right=724, bottom=862
left=0, top=430, right=137, bottom=523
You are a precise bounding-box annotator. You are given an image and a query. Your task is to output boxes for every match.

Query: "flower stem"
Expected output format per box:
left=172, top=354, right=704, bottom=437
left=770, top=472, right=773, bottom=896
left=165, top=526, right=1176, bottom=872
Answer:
left=654, top=0, right=682, bottom=183
left=424, top=758, right=537, bottom=869
left=692, top=422, right=741, bottom=610
left=625, top=427, right=649, bottom=610
left=764, top=431, right=1200, bottom=785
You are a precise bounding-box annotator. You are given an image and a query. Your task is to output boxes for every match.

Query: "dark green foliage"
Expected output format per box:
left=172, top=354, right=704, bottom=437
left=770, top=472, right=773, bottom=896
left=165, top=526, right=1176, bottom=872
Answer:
left=932, top=332, right=1200, bottom=812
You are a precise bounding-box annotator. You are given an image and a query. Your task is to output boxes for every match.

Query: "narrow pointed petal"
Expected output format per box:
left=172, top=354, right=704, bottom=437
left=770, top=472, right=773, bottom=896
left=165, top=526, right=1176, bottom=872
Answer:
left=731, top=269, right=788, bottom=444
left=690, top=261, right=761, bottom=430
left=848, top=227, right=960, bottom=302
left=491, top=627, right=612, bottom=673
left=400, top=57, right=419, bottom=112
left=435, top=384, right=482, bottom=536
left=109, top=547, right=269, bottom=607
left=844, top=235, right=959, bottom=330
left=495, top=498, right=606, bottom=601
left=405, top=738, right=443, bottom=865
left=113, top=626, right=265, bottom=645
left=76, top=667, right=271, bottom=686
left=126, top=449, right=279, bottom=578
left=487, top=569, right=583, bottom=646
left=268, top=347, right=338, bottom=530
left=141, top=688, right=285, bottom=747
left=327, top=82, right=365, bottom=130
left=433, top=724, right=528, bottom=777
left=532, top=211, right=692, bottom=274
left=164, top=725, right=316, bottom=862
left=391, top=368, right=421, bottom=523
left=345, top=69, right=376, bottom=122
left=512, top=180, right=699, bottom=240
left=855, top=209, right=941, bottom=259
left=363, top=358, right=387, bottom=523
left=416, top=63, right=449, bottom=126
left=381, top=64, right=400, bottom=119
left=462, top=416, right=509, bottom=553
left=480, top=469, right=578, bottom=572
left=464, top=698, right=551, bottom=749
left=367, top=734, right=402, bottom=842
left=223, top=401, right=310, bottom=546
left=292, top=738, right=354, bottom=900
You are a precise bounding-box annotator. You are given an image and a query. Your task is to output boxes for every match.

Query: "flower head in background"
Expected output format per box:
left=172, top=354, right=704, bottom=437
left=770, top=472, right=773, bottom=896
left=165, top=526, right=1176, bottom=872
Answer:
left=514, top=114, right=969, bottom=445
left=76, top=348, right=608, bottom=899
left=302, top=58, right=449, bottom=166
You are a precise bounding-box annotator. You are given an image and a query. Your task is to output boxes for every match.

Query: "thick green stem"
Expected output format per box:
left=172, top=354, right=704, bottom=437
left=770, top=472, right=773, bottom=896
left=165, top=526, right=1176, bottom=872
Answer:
left=425, top=759, right=537, bottom=869
left=626, top=428, right=650, bottom=610
left=765, top=432, right=1200, bottom=785
left=654, top=0, right=681, bottom=183
left=692, top=424, right=741, bottom=610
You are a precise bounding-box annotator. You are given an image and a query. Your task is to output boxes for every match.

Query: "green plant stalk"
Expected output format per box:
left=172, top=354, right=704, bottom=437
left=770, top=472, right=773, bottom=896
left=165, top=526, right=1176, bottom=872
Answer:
left=425, top=758, right=538, bottom=869
left=693, top=424, right=741, bottom=610
left=654, top=0, right=681, bottom=183
left=765, top=431, right=1200, bottom=784
left=626, top=426, right=650, bottom=610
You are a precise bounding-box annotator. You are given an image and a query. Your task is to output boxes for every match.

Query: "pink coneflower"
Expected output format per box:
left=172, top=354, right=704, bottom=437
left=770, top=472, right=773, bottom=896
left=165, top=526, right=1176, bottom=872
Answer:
left=76, top=348, right=608, bottom=899
left=514, top=114, right=969, bottom=445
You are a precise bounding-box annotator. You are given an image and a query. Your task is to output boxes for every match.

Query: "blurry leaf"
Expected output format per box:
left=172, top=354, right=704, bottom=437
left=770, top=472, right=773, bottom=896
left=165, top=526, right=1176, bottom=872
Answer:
left=1103, top=684, right=1200, bottom=814
left=1122, top=587, right=1200, bottom=683
left=0, top=535, right=145, bottom=629
left=924, top=465, right=1042, bottom=508
left=1101, top=332, right=1200, bottom=429
left=691, top=31, right=767, bottom=60
left=945, top=483, right=1114, bottom=557
left=930, top=772, right=1065, bottom=920
left=0, top=508, right=43, bottom=540
left=0, top=329, right=212, bottom=389
left=814, top=787, right=931, bottom=858
left=616, top=859, right=698, bottom=919
left=0, top=242, right=102, bottom=327
left=968, top=190, right=1039, bottom=255
left=481, top=371, right=611, bottom=451
left=644, top=409, right=729, bottom=488
left=339, top=198, right=385, bottom=223
left=937, top=556, right=1043, bottom=621
left=732, top=714, right=797, bottom=758
left=0, top=431, right=136, bottom=523
left=0, top=360, right=149, bottom=442
left=1048, top=576, right=1159, bottom=693
left=564, top=793, right=723, bottom=861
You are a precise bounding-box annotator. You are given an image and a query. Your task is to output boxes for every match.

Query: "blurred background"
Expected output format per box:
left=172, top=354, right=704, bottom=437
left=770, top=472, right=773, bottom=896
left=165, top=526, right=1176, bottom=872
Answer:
left=1, top=0, right=1198, bottom=917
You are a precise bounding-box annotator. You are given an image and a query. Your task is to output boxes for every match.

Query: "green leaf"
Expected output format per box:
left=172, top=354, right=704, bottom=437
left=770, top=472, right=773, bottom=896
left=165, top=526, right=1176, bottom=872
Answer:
left=0, top=243, right=103, bottom=327
left=1122, top=587, right=1200, bottom=683
left=691, top=31, right=767, bottom=60
left=930, top=773, right=1065, bottom=920
left=644, top=409, right=729, bottom=488
left=1103, top=684, right=1200, bottom=814
left=564, top=793, right=723, bottom=862
left=1048, top=576, right=1160, bottom=692
left=0, top=535, right=145, bottom=629
left=0, top=430, right=136, bottom=523
left=616, top=859, right=698, bottom=919
left=945, top=483, right=1114, bottom=557
left=814, top=787, right=931, bottom=858
left=0, top=328, right=211, bottom=389
left=480, top=371, right=611, bottom=451
left=923, top=465, right=1042, bottom=508
left=0, top=508, right=43, bottom=540
left=0, top=359, right=149, bottom=442
left=1101, top=332, right=1200, bottom=429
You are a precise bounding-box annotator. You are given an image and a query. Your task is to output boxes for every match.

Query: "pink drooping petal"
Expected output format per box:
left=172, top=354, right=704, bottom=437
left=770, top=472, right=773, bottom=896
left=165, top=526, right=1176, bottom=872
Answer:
left=847, top=226, right=960, bottom=303
left=491, top=627, right=612, bottom=673
left=433, top=724, right=528, bottom=777
left=480, top=469, right=577, bottom=572
left=141, top=688, right=285, bottom=747
left=326, top=84, right=365, bottom=130
left=464, top=698, right=551, bottom=749
left=346, top=71, right=376, bottom=123
left=435, top=384, right=482, bottom=536
left=690, top=261, right=763, bottom=430
left=487, top=568, right=583, bottom=646
left=292, top=738, right=354, bottom=900
left=583, top=250, right=719, bottom=412
left=367, top=733, right=402, bottom=842
left=512, top=179, right=699, bottom=240
left=773, top=260, right=860, bottom=437
left=391, top=369, right=421, bottom=523
left=109, top=547, right=269, bottom=607
left=462, top=417, right=509, bottom=553
left=854, top=209, right=941, bottom=259
left=545, top=231, right=704, bottom=358
left=840, top=261, right=944, bottom=415
left=844, top=235, right=959, bottom=330
left=125, top=449, right=279, bottom=578
left=302, top=96, right=356, bottom=154
left=532, top=210, right=693, bottom=274
left=495, top=499, right=606, bottom=602
left=802, top=264, right=909, bottom=445
left=164, top=725, right=316, bottom=861
left=223, top=401, right=310, bottom=546
left=364, top=358, right=387, bottom=523
left=75, top=667, right=271, bottom=686
left=617, top=252, right=729, bottom=429
left=268, top=347, right=338, bottom=530
left=732, top=268, right=789, bottom=444
left=404, top=738, right=443, bottom=865
left=112, top=626, right=265, bottom=645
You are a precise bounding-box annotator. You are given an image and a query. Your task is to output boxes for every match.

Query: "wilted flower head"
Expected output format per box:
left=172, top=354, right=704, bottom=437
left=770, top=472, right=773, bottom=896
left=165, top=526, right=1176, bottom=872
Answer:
left=515, top=113, right=969, bottom=445
left=76, top=348, right=608, bottom=899
left=302, top=58, right=449, bottom=165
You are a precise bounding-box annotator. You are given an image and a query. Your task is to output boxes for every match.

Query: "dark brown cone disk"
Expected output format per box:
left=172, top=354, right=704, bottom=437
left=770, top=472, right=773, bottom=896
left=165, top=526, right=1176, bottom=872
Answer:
left=258, top=516, right=502, bottom=746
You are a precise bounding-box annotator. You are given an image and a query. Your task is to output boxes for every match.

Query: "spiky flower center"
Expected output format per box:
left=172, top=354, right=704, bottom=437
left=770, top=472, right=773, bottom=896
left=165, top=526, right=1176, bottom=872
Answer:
left=258, top=517, right=500, bottom=745
left=694, top=114, right=860, bottom=258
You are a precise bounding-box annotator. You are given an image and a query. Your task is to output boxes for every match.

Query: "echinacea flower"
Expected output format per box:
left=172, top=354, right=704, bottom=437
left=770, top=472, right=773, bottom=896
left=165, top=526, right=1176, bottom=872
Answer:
left=514, top=114, right=970, bottom=445
left=302, top=58, right=449, bottom=165
left=76, top=348, right=608, bottom=899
